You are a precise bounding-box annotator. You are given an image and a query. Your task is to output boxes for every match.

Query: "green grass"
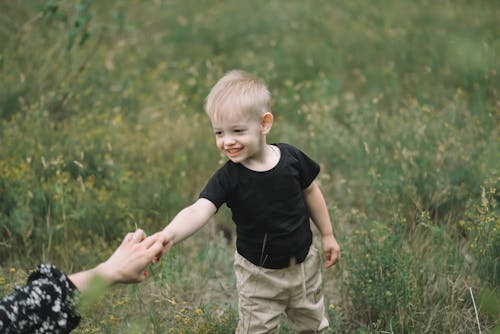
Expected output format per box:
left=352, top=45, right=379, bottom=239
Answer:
left=1, top=0, right=499, bottom=332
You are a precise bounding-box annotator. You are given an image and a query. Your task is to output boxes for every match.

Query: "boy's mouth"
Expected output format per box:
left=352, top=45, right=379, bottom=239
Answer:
left=226, top=148, right=242, bottom=157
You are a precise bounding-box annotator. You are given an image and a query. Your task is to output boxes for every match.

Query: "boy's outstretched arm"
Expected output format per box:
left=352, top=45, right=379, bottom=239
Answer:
left=303, top=181, right=340, bottom=268
left=158, top=198, right=217, bottom=255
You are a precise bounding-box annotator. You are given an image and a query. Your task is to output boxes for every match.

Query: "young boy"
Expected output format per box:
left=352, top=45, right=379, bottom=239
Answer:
left=158, top=70, right=340, bottom=333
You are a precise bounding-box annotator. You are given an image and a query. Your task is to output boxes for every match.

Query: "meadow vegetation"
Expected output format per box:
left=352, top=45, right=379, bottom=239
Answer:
left=0, top=1, right=498, bottom=333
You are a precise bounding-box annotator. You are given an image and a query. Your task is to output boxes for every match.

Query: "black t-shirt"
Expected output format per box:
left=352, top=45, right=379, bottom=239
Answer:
left=200, top=143, right=320, bottom=269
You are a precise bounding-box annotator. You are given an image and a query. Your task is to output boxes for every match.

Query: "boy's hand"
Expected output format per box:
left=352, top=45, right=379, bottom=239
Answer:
left=95, top=229, right=165, bottom=284
left=322, top=234, right=340, bottom=268
left=150, top=231, right=174, bottom=262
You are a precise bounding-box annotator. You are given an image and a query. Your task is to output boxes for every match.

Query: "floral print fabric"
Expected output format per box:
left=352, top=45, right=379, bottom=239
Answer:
left=0, top=264, right=81, bottom=333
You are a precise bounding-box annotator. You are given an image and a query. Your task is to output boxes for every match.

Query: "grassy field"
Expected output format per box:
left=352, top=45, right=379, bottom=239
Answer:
left=1, top=1, right=498, bottom=333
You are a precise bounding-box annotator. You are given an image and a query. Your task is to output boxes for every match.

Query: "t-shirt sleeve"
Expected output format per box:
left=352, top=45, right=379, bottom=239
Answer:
left=286, top=144, right=320, bottom=188
left=0, top=264, right=81, bottom=334
left=199, top=163, right=232, bottom=210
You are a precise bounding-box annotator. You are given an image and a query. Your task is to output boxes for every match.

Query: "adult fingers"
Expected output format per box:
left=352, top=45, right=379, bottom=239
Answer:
left=124, top=232, right=135, bottom=244
left=141, top=234, right=165, bottom=249
left=148, top=241, right=164, bottom=258
left=132, top=229, right=146, bottom=242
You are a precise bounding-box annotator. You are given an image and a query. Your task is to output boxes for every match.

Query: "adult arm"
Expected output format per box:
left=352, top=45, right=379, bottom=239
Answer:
left=304, top=181, right=340, bottom=268
left=69, top=229, right=165, bottom=290
left=0, top=229, right=165, bottom=334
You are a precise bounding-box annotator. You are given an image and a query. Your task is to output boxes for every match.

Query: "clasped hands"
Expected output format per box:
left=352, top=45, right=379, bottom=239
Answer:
left=95, top=229, right=170, bottom=285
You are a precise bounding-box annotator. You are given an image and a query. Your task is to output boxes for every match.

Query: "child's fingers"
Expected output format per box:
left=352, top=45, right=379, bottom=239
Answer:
left=144, top=232, right=168, bottom=247
left=164, top=240, right=174, bottom=251
left=325, top=255, right=334, bottom=268
left=146, top=241, right=165, bottom=262
left=329, top=250, right=340, bottom=267
left=324, top=248, right=338, bottom=268
left=148, top=240, right=164, bottom=254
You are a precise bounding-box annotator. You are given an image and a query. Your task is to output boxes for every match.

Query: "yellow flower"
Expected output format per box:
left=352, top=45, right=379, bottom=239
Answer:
left=108, top=314, right=118, bottom=325
left=9, top=267, right=16, bottom=273
left=328, top=303, right=335, bottom=310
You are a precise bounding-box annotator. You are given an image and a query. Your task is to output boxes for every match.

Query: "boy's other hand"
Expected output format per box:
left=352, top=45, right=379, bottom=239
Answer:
left=322, top=234, right=340, bottom=268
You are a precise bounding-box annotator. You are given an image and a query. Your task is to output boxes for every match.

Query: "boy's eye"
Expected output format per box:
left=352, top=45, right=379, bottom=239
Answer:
left=234, top=129, right=245, bottom=133
left=214, top=131, right=222, bottom=136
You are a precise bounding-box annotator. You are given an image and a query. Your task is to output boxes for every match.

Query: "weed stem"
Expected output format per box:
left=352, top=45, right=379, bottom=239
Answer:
left=469, top=286, right=482, bottom=334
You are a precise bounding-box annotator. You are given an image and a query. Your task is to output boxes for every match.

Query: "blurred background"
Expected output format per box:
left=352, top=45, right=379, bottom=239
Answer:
left=0, top=1, right=498, bottom=332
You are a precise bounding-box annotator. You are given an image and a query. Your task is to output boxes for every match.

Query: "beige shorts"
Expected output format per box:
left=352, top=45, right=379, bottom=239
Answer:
left=234, top=246, right=329, bottom=334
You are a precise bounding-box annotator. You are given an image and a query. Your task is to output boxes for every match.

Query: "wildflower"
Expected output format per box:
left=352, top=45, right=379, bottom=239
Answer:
left=9, top=267, right=16, bottom=273
left=108, top=314, right=118, bottom=325
left=113, top=298, right=129, bottom=307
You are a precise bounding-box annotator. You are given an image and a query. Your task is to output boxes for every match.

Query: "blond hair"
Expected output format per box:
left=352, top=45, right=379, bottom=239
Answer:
left=205, top=70, right=271, bottom=121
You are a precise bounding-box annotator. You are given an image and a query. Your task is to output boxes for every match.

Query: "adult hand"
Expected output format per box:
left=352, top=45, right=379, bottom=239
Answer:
left=95, top=229, right=165, bottom=284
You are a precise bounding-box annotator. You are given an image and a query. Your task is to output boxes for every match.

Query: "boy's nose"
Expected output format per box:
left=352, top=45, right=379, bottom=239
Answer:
left=224, top=137, right=236, bottom=146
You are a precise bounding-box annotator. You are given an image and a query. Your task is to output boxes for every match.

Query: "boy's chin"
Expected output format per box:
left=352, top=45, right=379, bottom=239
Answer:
left=227, top=155, right=245, bottom=164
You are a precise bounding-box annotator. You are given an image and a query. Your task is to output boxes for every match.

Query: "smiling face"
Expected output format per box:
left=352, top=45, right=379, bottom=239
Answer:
left=205, top=70, right=274, bottom=166
left=210, top=111, right=266, bottom=165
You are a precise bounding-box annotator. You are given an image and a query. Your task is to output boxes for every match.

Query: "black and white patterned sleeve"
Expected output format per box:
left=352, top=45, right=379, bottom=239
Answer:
left=0, top=264, right=81, bottom=334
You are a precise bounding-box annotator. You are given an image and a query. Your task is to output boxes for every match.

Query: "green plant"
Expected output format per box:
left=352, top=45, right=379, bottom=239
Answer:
left=342, top=219, right=417, bottom=331
left=461, top=177, right=500, bottom=286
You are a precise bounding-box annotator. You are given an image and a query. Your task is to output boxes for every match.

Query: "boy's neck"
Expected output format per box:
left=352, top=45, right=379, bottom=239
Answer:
left=241, top=144, right=280, bottom=172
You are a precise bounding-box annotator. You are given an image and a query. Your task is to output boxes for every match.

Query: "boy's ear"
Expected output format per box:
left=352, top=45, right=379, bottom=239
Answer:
left=261, top=112, right=273, bottom=134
